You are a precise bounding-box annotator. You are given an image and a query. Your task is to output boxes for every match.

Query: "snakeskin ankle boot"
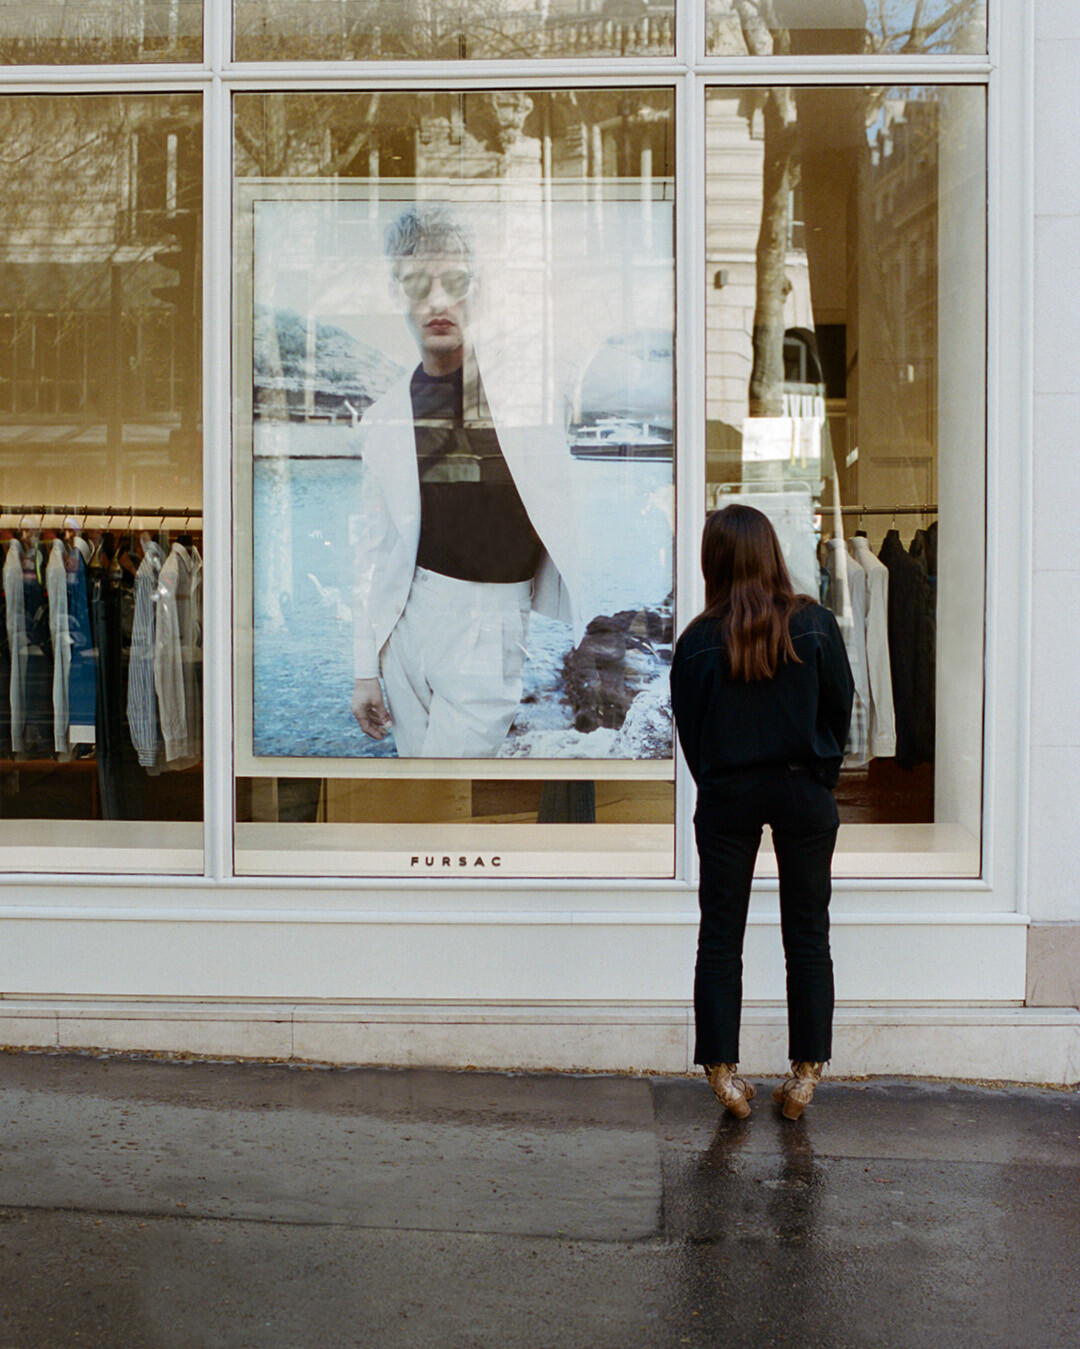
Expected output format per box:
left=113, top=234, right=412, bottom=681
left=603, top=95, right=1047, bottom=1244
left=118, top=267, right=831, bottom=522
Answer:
left=704, top=1063, right=756, bottom=1119
left=772, top=1061, right=824, bottom=1120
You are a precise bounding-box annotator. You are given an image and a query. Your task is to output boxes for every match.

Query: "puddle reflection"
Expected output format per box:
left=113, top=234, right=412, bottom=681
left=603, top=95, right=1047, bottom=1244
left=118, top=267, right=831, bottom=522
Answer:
left=666, top=1103, right=834, bottom=1339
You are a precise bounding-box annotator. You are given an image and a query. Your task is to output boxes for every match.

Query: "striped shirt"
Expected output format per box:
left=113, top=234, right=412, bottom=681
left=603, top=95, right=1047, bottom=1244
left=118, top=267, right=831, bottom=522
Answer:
left=127, top=541, right=165, bottom=769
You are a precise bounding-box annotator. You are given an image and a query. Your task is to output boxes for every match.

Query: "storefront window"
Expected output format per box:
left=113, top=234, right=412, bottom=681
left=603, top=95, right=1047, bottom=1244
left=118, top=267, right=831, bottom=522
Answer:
left=705, top=1, right=986, bottom=57
left=233, top=90, right=676, bottom=878
left=0, top=1, right=202, bottom=64
left=233, top=0, right=674, bottom=61
left=0, top=94, right=203, bottom=872
left=705, top=83, right=985, bottom=877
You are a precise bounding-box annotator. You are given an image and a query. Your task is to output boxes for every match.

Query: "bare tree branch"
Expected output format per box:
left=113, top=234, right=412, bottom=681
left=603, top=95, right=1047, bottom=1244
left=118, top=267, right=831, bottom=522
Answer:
left=233, top=120, right=260, bottom=168
left=325, top=94, right=382, bottom=176
left=903, top=0, right=977, bottom=52
left=908, top=0, right=928, bottom=46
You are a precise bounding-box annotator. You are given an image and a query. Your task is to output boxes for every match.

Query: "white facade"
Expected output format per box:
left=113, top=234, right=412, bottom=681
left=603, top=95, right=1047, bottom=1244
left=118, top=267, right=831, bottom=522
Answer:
left=1026, top=0, right=1080, bottom=1025
left=0, top=0, right=1077, bottom=1084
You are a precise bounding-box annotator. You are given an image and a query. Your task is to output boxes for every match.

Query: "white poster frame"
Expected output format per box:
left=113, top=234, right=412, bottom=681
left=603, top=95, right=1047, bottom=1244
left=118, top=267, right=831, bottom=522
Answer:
left=233, top=177, right=677, bottom=781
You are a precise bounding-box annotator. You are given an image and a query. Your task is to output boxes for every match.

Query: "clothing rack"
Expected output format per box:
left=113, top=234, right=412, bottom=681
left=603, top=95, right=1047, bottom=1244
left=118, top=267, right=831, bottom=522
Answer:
left=829, top=504, right=937, bottom=517
left=0, top=505, right=203, bottom=521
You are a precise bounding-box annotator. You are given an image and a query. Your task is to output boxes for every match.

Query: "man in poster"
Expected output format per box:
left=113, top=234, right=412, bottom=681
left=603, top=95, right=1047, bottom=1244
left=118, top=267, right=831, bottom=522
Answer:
left=349, top=204, right=581, bottom=757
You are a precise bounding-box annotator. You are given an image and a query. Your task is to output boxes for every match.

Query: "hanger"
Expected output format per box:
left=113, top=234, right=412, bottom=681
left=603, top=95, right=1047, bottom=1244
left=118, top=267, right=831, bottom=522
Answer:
left=120, top=509, right=141, bottom=577
left=178, top=508, right=194, bottom=551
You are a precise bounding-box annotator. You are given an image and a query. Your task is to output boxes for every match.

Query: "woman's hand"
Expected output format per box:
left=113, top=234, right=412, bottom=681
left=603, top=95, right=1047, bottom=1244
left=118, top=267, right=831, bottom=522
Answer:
left=352, top=678, right=392, bottom=739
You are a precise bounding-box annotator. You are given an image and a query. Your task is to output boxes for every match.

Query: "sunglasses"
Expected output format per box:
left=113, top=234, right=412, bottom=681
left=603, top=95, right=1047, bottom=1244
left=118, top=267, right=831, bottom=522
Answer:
left=399, top=268, right=472, bottom=303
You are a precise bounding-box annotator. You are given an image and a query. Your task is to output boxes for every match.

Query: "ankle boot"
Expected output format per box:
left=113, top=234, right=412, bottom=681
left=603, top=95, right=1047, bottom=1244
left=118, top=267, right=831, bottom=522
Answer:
left=772, top=1061, right=824, bottom=1120
left=704, top=1063, right=756, bottom=1119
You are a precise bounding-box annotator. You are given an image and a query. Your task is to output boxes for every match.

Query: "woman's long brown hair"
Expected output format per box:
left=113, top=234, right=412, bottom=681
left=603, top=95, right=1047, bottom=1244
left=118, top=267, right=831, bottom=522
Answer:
left=695, top=504, right=809, bottom=681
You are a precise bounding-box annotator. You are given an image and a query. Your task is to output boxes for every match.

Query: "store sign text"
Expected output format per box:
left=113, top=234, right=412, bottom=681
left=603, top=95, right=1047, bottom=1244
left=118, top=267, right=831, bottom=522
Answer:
left=410, top=855, right=502, bottom=870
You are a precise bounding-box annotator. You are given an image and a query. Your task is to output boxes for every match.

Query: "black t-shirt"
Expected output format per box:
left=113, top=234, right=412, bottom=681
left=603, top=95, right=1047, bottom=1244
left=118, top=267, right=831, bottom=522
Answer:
left=410, top=365, right=545, bottom=584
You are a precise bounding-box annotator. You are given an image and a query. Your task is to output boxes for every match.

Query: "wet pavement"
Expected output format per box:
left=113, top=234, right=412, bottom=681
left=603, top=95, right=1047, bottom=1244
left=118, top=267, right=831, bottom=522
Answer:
left=0, top=1053, right=1077, bottom=1348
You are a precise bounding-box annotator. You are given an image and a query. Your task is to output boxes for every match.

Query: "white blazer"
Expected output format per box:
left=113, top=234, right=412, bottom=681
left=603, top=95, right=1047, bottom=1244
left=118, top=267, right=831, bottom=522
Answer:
left=351, top=343, right=583, bottom=680
left=849, top=534, right=897, bottom=759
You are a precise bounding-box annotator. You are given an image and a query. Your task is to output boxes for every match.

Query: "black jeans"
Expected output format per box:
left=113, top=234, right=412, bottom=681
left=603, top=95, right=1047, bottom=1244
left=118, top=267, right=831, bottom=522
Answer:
left=693, top=768, right=839, bottom=1066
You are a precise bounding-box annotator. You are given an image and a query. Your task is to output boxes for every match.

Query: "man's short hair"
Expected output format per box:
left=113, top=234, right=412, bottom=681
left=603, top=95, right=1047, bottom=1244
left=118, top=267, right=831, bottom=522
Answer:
left=383, top=204, right=474, bottom=277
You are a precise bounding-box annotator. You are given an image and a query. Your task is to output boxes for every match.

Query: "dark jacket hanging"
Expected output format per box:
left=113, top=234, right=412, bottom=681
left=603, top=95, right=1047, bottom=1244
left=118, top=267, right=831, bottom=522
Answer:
left=878, top=529, right=935, bottom=768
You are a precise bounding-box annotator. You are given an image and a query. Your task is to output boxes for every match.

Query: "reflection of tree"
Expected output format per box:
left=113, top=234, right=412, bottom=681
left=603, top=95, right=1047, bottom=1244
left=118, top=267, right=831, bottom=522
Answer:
left=734, top=4, right=797, bottom=417
left=732, top=0, right=982, bottom=423
left=0, top=0, right=201, bottom=64
left=0, top=97, right=201, bottom=429
left=710, top=0, right=984, bottom=56
left=234, top=95, right=385, bottom=180
left=878, top=0, right=984, bottom=53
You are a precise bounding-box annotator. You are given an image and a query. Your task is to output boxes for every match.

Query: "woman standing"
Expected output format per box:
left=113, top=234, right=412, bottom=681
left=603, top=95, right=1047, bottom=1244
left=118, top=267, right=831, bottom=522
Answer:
left=670, top=505, right=854, bottom=1120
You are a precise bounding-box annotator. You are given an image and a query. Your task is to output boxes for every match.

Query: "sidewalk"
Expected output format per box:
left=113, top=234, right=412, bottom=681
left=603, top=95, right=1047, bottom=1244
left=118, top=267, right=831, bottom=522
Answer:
left=0, top=1051, right=1077, bottom=1349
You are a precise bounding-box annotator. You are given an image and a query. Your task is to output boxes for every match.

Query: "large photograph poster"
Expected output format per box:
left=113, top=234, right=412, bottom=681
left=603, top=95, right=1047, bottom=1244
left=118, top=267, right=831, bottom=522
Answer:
left=249, top=186, right=674, bottom=767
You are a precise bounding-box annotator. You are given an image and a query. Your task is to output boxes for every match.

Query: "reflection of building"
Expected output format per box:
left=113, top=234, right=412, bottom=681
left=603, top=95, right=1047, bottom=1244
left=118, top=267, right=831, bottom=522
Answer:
left=234, top=0, right=675, bottom=61
left=705, top=86, right=950, bottom=518
left=863, top=97, right=939, bottom=503
left=233, top=89, right=671, bottom=184
left=0, top=97, right=201, bottom=505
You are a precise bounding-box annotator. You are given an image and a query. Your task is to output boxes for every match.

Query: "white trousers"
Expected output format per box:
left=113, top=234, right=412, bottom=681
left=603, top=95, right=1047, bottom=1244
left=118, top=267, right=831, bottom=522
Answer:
left=381, top=567, right=532, bottom=758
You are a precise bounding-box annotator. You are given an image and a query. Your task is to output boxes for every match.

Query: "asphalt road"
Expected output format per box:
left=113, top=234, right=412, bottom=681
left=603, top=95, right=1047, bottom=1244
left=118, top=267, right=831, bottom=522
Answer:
left=0, top=1052, right=1077, bottom=1348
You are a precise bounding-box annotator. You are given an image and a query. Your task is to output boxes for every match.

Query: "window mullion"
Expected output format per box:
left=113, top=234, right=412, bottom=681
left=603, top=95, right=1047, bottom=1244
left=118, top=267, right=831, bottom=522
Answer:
left=207, top=0, right=231, bottom=73
left=203, top=74, right=234, bottom=880
left=674, top=67, right=705, bottom=886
